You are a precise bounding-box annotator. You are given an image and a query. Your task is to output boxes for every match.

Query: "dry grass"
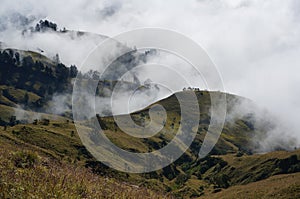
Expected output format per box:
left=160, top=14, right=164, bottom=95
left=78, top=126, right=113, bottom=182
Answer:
left=0, top=146, right=173, bottom=199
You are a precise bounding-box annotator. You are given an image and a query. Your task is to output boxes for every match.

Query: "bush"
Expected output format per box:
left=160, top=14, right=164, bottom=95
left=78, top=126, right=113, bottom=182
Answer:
left=236, top=151, right=244, bottom=157
left=33, top=119, right=38, bottom=125
left=210, top=174, right=230, bottom=188
left=175, top=173, right=190, bottom=186
left=13, top=151, right=39, bottom=168
left=42, top=119, right=50, bottom=125
left=162, top=165, right=179, bottom=180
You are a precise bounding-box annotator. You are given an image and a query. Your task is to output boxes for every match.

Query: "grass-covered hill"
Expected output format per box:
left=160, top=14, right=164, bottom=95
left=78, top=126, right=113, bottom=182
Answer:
left=0, top=47, right=299, bottom=198
left=1, top=88, right=299, bottom=198
left=0, top=106, right=299, bottom=198
left=96, top=90, right=300, bottom=197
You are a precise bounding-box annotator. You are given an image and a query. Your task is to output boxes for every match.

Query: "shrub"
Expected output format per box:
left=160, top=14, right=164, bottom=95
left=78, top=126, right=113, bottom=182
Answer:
left=236, top=151, right=244, bottom=157
left=13, top=151, right=39, bottom=168
left=175, top=173, right=190, bottom=186
left=42, top=119, right=50, bottom=125
left=33, top=119, right=38, bottom=125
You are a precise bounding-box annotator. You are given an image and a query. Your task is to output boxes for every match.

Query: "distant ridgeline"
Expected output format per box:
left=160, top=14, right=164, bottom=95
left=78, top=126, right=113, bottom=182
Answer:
left=22, top=19, right=66, bottom=35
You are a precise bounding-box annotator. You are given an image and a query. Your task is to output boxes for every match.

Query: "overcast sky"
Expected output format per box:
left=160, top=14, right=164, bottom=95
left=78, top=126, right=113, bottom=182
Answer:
left=0, top=0, right=300, bottom=141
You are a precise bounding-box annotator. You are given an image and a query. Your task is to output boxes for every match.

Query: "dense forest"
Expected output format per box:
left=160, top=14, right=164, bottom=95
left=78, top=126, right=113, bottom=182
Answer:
left=0, top=49, right=77, bottom=96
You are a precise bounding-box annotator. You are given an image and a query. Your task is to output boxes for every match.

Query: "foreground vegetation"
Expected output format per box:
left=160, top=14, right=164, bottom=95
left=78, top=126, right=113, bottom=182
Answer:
left=0, top=136, right=172, bottom=199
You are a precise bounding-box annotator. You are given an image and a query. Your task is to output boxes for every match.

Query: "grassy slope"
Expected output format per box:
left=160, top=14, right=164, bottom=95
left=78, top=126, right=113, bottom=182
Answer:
left=0, top=90, right=299, bottom=198
left=97, top=90, right=300, bottom=198
left=201, top=172, right=300, bottom=199
left=0, top=145, right=171, bottom=199
left=0, top=104, right=65, bottom=123
left=101, top=91, right=254, bottom=155
left=0, top=85, right=41, bottom=108
left=0, top=120, right=172, bottom=198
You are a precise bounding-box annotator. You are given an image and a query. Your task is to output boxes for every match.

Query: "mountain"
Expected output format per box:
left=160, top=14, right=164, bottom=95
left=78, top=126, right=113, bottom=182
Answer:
left=0, top=89, right=299, bottom=198
left=1, top=19, right=155, bottom=76
left=0, top=46, right=159, bottom=118
left=93, top=90, right=299, bottom=197
left=0, top=48, right=76, bottom=117
left=0, top=44, right=299, bottom=198
left=0, top=18, right=108, bottom=67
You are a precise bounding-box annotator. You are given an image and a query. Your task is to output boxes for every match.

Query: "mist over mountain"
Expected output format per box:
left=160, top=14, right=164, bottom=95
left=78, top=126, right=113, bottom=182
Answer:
left=0, top=45, right=298, bottom=153
left=0, top=1, right=300, bottom=198
left=1, top=2, right=299, bottom=146
left=0, top=15, right=298, bottom=151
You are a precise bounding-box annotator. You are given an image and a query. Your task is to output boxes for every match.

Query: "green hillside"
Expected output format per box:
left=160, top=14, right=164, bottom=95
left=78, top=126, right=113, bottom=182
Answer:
left=0, top=48, right=299, bottom=198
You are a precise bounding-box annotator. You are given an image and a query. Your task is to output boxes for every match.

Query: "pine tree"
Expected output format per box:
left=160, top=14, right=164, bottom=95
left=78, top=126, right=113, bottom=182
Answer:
left=24, top=92, right=29, bottom=105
